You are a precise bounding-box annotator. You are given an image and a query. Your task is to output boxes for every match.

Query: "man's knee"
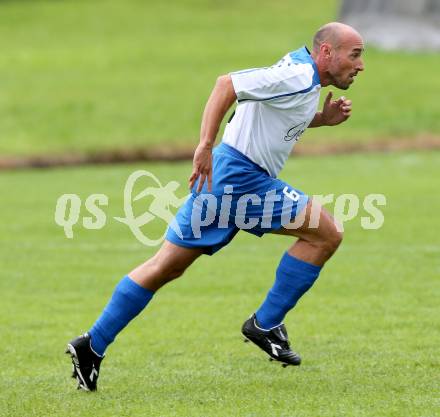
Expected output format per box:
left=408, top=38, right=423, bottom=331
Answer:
left=329, top=229, right=343, bottom=251
left=312, top=206, right=344, bottom=256
left=320, top=228, right=343, bottom=255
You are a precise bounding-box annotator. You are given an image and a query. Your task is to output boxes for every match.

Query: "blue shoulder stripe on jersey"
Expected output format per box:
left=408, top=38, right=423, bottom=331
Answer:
left=237, top=46, right=320, bottom=103
left=289, top=46, right=320, bottom=88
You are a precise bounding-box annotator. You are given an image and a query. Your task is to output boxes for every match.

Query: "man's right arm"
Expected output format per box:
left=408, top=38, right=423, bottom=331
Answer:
left=189, top=75, right=237, bottom=193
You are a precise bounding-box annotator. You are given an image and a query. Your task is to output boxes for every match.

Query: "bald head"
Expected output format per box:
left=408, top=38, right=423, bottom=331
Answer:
left=313, top=22, right=362, bottom=52
left=311, top=22, right=365, bottom=90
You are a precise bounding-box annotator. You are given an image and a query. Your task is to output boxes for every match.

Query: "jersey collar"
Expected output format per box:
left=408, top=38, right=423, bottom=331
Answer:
left=289, top=46, right=321, bottom=87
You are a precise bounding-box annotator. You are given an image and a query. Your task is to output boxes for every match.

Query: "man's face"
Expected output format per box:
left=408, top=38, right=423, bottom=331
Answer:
left=327, top=35, right=364, bottom=90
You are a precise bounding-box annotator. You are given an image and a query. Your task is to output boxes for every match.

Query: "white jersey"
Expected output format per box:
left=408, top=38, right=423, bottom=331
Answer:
left=223, top=46, right=321, bottom=178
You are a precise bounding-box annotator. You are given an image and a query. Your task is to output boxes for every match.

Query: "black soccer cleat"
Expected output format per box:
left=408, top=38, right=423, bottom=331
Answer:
left=241, top=314, right=301, bottom=367
left=65, top=333, right=103, bottom=391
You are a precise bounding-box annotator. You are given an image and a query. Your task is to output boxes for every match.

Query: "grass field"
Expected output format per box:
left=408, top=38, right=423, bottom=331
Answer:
left=0, top=0, right=439, bottom=157
left=1, top=151, right=439, bottom=417
left=1, top=2, right=439, bottom=415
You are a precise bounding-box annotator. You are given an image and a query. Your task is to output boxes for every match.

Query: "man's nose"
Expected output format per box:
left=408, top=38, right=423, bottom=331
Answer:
left=356, top=59, right=365, bottom=72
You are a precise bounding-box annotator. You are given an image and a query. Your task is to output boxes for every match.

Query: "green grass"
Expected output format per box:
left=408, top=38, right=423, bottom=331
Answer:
left=1, top=151, right=439, bottom=416
left=0, top=0, right=439, bottom=157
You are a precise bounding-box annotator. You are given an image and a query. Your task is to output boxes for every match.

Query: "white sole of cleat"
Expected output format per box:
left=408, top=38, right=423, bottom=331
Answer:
left=71, top=363, right=77, bottom=378
left=66, top=344, right=90, bottom=392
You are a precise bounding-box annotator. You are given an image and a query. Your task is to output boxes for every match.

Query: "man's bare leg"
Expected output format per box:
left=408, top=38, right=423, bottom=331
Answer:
left=88, top=240, right=204, bottom=354
left=129, top=241, right=204, bottom=291
left=66, top=241, right=204, bottom=390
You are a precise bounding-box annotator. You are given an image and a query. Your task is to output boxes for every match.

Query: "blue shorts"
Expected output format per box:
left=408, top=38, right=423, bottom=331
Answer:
left=166, top=142, right=309, bottom=255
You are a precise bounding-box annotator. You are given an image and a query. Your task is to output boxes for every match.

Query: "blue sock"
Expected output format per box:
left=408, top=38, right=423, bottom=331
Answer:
left=89, top=276, right=154, bottom=356
left=255, top=252, right=322, bottom=330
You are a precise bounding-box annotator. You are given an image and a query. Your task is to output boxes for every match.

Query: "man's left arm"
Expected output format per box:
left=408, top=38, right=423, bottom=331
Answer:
left=309, top=91, right=352, bottom=128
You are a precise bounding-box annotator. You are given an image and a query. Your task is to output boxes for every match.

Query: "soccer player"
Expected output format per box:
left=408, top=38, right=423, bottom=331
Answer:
left=66, top=22, right=364, bottom=391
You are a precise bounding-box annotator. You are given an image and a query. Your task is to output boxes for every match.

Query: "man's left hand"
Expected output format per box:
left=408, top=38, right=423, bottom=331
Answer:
left=321, top=91, right=352, bottom=126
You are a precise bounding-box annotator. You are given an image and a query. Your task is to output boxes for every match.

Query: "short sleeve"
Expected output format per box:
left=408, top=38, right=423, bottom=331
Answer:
left=230, top=62, right=314, bottom=103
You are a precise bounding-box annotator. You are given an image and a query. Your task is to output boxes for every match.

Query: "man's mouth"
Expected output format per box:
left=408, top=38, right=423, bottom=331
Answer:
left=348, top=72, right=357, bottom=83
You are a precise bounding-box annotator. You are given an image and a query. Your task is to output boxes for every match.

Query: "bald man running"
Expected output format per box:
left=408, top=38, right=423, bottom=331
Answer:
left=66, top=22, right=365, bottom=391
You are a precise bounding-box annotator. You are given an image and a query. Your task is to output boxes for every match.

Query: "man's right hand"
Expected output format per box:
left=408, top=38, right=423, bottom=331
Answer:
left=188, top=74, right=236, bottom=193
left=188, top=144, right=213, bottom=193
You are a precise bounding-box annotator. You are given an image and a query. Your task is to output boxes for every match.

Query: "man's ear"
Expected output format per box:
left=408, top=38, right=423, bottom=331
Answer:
left=320, top=42, right=332, bottom=59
